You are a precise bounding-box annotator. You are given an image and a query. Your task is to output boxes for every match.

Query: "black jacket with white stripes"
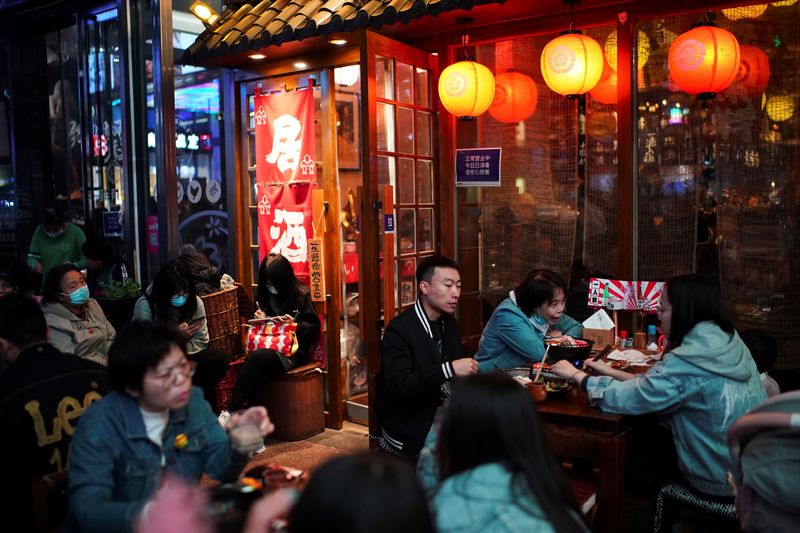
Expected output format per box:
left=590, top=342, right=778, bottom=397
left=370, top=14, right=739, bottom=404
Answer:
left=378, top=299, right=462, bottom=458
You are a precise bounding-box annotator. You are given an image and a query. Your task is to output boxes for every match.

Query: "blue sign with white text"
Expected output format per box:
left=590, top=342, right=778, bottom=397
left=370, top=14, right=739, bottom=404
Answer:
left=384, top=213, right=395, bottom=234
left=102, top=211, right=123, bottom=237
left=455, top=147, right=502, bottom=187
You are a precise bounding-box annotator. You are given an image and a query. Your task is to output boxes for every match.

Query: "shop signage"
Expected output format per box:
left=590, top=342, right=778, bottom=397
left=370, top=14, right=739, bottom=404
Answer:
left=455, top=147, right=502, bottom=187
left=146, top=215, right=159, bottom=254
left=588, top=278, right=664, bottom=312
left=308, top=238, right=325, bottom=303
left=102, top=211, right=123, bottom=237
left=383, top=213, right=395, bottom=234
left=256, top=183, right=314, bottom=284
left=146, top=131, right=206, bottom=151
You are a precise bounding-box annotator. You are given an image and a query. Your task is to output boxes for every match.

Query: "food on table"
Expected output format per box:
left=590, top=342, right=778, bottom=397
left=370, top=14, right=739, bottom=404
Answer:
left=544, top=380, right=573, bottom=393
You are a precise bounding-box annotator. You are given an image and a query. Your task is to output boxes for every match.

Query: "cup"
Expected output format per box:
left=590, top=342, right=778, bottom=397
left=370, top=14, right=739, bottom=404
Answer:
left=527, top=381, right=547, bottom=402
left=230, top=422, right=263, bottom=455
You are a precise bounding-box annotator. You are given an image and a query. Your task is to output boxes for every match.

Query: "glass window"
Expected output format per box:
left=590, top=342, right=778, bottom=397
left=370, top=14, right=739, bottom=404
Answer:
left=376, top=102, right=396, bottom=152
left=415, top=67, right=430, bottom=107
left=397, top=158, right=415, bottom=204
left=375, top=56, right=394, bottom=100
left=397, top=62, right=414, bottom=103
left=397, top=107, right=414, bottom=154
left=415, top=111, right=432, bottom=156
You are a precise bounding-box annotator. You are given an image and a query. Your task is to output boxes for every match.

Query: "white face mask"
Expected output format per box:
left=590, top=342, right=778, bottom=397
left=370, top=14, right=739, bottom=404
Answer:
left=267, top=285, right=279, bottom=295
left=46, top=229, right=64, bottom=238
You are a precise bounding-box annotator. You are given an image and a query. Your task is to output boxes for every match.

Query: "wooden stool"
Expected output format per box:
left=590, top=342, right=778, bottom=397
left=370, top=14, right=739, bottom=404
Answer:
left=264, top=362, right=325, bottom=441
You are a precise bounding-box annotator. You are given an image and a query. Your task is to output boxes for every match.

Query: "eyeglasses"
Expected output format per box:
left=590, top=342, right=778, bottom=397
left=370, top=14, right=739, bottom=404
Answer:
left=152, top=359, right=197, bottom=390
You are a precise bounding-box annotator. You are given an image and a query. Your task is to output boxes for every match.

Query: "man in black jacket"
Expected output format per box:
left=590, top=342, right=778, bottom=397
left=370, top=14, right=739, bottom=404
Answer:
left=0, top=294, right=111, bottom=532
left=378, top=255, right=478, bottom=459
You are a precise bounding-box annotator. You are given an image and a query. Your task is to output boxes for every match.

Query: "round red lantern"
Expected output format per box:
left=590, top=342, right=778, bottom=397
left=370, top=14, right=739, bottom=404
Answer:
left=541, top=31, right=604, bottom=97
left=736, top=45, right=770, bottom=97
left=488, top=71, right=538, bottom=123
left=589, top=65, right=617, bottom=105
left=668, top=25, right=741, bottom=98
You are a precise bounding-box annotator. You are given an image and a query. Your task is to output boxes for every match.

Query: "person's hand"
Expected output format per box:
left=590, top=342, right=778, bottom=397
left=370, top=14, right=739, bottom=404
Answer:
left=32, top=262, right=44, bottom=274
left=551, top=360, right=580, bottom=379
left=582, top=358, right=611, bottom=375
left=452, top=358, right=478, bottom=377
left=254, top=308, right=267, bottom=319
left=185, top=319, right=204, bottom=336
left=136, top=474, right=212, bottom=533
left=241, top=489, right=297, bottom=533
left=228, top=406, right=275, bottom=437
left=548, top=329, right=563, bottom=337
left=178, top=322, right=189, bottom=332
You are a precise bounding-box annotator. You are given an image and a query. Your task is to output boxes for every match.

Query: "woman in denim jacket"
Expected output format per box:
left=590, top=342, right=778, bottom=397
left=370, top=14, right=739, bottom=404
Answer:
left=476, top=269, right=582, bottom=371
left=552, top=274, right=766, bottom=497
left=418, top=374, right=588, bottom=533
left=65, top=321, right=273, bottom=533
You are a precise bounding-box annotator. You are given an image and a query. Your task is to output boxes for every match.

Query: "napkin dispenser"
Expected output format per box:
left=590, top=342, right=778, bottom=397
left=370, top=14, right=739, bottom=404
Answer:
left=582, top=309, right=615, bottom=348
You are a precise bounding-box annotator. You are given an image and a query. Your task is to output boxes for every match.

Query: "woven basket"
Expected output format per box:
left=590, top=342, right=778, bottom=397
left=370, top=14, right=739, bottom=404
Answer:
left=200, top=286, right=241, bottom=357
left=215, top=355, right=246, bottom=411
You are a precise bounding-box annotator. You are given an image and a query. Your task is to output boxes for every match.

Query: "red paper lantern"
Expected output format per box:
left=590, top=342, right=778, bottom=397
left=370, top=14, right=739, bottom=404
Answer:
left=736, top=45, right=770, bottom=96
left=589, top=65, right=617, bottom=105
left=488, top=71, right=538, bottom=123
left=668, top=25, right=740, bottom=98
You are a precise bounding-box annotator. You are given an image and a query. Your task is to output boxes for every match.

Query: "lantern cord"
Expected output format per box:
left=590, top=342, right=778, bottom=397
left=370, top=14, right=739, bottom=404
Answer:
left=460, top=18, right=470, bottom=61
left=569, top=0, right=575, bottom=30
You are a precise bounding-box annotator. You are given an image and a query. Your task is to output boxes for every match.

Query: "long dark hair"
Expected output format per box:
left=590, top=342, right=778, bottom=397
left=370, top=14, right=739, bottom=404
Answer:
left=438, top=373, right=586, bottom=533
left=664, top=273, right=734, bottom=351
left=146, top=260, right=198, bottom=324
left=514, top=269, right=568, bottom=317
left=289, top=453, right=434, bottom=533
left=256, top=253, right=304, bottom=315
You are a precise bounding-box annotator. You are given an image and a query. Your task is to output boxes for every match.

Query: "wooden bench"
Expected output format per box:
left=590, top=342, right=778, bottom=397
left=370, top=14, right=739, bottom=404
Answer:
left=264, top=361, right=325, bottom=441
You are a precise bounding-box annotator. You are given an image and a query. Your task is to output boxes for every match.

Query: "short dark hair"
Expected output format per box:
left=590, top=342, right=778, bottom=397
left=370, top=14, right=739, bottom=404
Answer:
left=44, top=205, right=65, bottom=226
left=740, top=329, right=778, bottom=373
left=416, top=254, right=459, bottom=286
left=438, top=373, right=586, bottom=533
left=0, top=294, right=48, bottom=347
left=42, top=263, right=82, bottom=303
left=108, top=320, right=187, bottom=393
left=514, top=269, right=568, bottom=317
left=82, top=239, right=115, bottom=265
left=665, top=274, right=734, bottom=350
left=289, top=452, right=434, bottom=533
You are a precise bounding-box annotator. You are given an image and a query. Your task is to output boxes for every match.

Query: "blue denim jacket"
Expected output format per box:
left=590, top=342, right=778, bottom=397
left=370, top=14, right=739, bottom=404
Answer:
left=586, top=322, right=766, bottom=496
left=475, top=296, right=583, bottom=371
left=65, top=387, right=248, bottom=533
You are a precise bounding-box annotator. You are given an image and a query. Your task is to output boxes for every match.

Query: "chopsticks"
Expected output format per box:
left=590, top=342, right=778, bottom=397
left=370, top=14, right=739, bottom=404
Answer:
left=592, top=344, right=613, bottom=362
left=533, top=345, right=551, bottom=383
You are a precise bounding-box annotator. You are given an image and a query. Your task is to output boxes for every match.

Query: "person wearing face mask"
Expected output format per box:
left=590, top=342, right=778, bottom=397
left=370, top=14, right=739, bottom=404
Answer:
left=26, top=205, right=87, bottom=284
left=133, top=261, right=230, bottom=412
left=221, top=253, right=320, bottom=419
left=475, top=269, right=582, bottom=372
left=42, top=263, right=116, bottom=365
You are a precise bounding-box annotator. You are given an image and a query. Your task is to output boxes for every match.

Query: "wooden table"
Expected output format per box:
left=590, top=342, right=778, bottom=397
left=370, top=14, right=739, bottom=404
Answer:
left=537, top=386, right=637, bottom=533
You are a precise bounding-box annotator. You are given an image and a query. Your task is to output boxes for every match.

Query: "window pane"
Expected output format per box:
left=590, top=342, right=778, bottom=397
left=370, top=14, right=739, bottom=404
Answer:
left=250, top=207, right=259, bottom=245
left=377, top=155, right=395, bottom=187
left=375, top=56, right=393, bottom=100
left=416, top=160, right=433, bottom=203
left=376, top=102, right=395, bottom=152
left=415, top=67, right=430, bottom=107
left=249, top=170, right=258, bottom=205
left=418, top=208, right=434, bottom=253
left=248, top=132, right=256, bottom=167
left=251, top=248, right=260, bottom=285
left=399, top=257, right=417, bottom=306
left=248, top=96, right=255, bottom=128
left=398, top=208, right=416, bottom=254
left=415, top=111, right=431, bottom=156
left=397, top=62, right=414, bottom=104
left=397, top=107, right=414, bottom=154
left=398, top=158, right=415, bottom=204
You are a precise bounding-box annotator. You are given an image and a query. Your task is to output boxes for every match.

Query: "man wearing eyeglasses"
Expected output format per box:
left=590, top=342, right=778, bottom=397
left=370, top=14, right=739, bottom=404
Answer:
left=66, top=320, right=274, bottom=533
left=0, top=294, right=111, bottom=532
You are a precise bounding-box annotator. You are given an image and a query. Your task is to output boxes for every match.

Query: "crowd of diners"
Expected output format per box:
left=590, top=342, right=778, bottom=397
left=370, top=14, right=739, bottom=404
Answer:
left=0, top=209, right=792, bottom=532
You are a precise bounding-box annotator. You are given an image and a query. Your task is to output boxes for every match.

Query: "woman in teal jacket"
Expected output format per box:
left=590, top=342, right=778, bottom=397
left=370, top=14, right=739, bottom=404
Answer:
left=417, top=373, right=587, bottom=533
left=552, top=274, right=766, bottom=497
left=476, top=269, right=582, bottom=371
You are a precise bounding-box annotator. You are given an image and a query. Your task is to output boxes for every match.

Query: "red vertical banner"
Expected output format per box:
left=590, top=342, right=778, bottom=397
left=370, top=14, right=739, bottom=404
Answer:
left=254, top=87, right=317, bottom=283
left=254, top=88, right=317, bottom=185
left=257, top=183, right=314, bottom=284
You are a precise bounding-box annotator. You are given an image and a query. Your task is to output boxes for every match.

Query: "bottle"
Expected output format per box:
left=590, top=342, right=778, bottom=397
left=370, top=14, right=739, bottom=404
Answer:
left=646, top=325, right=659, bottom=351
left=619, top=330, right=628, bottom=348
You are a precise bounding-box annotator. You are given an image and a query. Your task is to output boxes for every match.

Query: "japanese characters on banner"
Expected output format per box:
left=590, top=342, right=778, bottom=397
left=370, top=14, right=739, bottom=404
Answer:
left=254, top=88, right=317, bottom=282
left=588, top=278, right=665, bottom=312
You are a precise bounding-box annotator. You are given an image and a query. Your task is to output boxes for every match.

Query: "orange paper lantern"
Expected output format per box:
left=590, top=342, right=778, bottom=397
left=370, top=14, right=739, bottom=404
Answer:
left=541, top=32, right=604, bottom=96
left=488, top=71, right=538, bottom=123
left=736, top=45, right=770, bottom=96
left=589, top=65, right=618, bottom=104
left=668, top=25, right=741, bottom=98
left=438, top=60, right=495, bottom=118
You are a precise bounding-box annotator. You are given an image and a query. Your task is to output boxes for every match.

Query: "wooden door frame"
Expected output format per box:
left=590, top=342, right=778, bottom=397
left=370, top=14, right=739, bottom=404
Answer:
left=359, top=29, right=439, bottom=444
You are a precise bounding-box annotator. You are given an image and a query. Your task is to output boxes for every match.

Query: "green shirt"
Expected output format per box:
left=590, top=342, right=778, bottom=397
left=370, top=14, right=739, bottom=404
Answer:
left=27, top=223, right=87, bottom=278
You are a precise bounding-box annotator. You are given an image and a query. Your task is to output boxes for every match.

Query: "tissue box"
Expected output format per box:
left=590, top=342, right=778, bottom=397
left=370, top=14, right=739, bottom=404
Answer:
left=583, top=328, right=614, bottom=348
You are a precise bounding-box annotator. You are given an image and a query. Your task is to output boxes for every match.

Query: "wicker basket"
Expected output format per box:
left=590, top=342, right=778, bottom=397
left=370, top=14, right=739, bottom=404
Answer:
left=215, top=355, right=246, bottom=411
left=200, top=286, right=241, bottom=358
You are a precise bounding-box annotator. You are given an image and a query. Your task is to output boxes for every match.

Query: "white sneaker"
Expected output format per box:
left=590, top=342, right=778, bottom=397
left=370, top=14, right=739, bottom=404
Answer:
left=253, top=443, right=266, bottom=455
left=217, top=410, right=231, bottom=428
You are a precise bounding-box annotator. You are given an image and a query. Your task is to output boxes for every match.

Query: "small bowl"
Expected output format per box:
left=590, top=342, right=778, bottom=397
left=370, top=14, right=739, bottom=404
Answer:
left=544, top=338, right=595, bottom=361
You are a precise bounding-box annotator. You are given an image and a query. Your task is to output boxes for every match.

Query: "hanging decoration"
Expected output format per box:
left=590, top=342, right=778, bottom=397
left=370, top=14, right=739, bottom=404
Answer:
left=722, top=4, right=768, bottom=19
left=668, top=24, right=740, bottom=99
left=765, top=94, right=795, bottom=122
left=541, top=32, right=604, bottom=96
left=736, top=45, right=771, bottom=96
left=488, top=71, right=538, bottom=123
left=334, top=65, right=360, bottom=87
left=438, top=17, right=496, bottom=119
left=604, top=30, right=651, bottom=70
left=589, top=64, right=618, bottom=104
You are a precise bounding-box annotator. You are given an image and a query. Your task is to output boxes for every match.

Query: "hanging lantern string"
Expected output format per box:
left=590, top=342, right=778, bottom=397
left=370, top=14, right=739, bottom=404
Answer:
left=569, top=0, right=576, bottom=31
left=460, top=18, right=471, bottom=61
